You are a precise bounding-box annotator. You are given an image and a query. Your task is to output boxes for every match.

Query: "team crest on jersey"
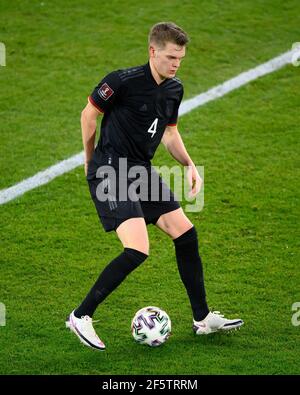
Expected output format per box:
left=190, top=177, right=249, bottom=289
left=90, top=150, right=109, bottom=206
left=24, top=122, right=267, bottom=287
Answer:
left=98, top=83, right=114, bottom=101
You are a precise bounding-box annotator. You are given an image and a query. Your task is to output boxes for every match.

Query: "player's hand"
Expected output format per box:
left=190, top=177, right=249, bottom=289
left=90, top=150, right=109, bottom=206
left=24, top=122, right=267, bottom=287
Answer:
left=186, top=163, right=202, bottom=198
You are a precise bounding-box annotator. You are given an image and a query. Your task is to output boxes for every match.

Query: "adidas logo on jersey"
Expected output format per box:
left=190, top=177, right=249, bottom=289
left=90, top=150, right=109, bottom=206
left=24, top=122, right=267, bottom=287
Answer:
left=139, top=104, right=147, bottom=112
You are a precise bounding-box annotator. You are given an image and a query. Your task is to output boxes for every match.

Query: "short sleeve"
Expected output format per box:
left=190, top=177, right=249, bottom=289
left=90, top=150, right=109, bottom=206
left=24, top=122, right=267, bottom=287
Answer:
left=168, top=86, right=184, bottom=126
left=88, top=71, right=121, bottom=113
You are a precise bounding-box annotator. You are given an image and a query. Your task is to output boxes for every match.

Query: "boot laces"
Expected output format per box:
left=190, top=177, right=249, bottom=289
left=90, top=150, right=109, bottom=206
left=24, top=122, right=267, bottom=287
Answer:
left=212, top=311, right=224, bottom=318
left=81, top=316, right=100, bottom=338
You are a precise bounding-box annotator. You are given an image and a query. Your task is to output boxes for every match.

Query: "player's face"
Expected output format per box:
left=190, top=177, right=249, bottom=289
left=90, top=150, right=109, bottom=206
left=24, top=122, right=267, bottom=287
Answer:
left=150, top=42, right=186, bottom=80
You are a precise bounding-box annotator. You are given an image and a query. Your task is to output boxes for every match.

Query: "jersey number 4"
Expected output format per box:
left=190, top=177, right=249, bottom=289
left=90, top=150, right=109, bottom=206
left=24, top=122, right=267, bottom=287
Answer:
left=147, top=118, right=158, bottom=138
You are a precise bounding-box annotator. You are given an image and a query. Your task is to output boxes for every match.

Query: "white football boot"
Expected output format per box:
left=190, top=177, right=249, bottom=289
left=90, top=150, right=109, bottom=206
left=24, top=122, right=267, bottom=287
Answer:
left=66, top=310, right=106, bottom=350
left=193, top=311, right=244, bottom=335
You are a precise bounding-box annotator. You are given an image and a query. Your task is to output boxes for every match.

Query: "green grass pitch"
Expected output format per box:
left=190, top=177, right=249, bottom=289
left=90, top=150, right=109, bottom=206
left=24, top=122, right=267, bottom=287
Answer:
left=0, top=0, right=299, bottom=375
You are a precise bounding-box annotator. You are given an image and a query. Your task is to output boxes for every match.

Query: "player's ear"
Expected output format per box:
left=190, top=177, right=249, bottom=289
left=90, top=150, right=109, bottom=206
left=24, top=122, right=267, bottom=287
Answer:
left=149, top=45, right=155, bottom=58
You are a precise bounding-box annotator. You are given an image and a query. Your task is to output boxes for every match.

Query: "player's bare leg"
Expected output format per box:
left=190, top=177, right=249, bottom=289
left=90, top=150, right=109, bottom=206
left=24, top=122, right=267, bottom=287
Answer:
left=67, top=218, right=149, bottom=350
left=116, top=217, right=149, bottom=255
left=155, top=207, right=193, bottom=239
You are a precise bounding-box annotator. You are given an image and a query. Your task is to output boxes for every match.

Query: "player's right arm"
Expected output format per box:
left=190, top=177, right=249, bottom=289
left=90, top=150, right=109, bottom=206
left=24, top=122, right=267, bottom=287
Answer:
left=81, top=71, right=121, bottom=175
left=81, top=100, right=103, bottom=176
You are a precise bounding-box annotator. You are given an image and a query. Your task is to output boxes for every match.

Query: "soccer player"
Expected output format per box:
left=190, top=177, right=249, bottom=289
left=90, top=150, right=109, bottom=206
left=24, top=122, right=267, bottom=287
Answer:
left=66, top=22, right=243, bottom=350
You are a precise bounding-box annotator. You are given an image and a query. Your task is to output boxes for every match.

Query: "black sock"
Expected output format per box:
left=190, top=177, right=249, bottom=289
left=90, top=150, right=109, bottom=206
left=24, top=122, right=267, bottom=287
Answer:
left=74, top=248, right=148, bottom=318
left=173, top=226, right=209, bottom=321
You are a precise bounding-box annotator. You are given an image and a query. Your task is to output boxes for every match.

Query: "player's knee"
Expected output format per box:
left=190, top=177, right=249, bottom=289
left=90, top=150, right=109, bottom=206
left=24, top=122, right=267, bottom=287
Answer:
left=143, top=240, right=150, bottom=256
left=124, top=247, right=149, bottom=267
left=136, top=244, right=149, bottom=256
left=173, top=225, right=197, bottom=246
left=126, top=240, right=149, bottom=256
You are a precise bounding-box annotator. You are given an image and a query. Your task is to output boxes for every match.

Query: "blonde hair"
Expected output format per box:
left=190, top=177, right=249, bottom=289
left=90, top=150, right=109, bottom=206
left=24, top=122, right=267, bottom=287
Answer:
left=149, top=22, right=189, bottom=48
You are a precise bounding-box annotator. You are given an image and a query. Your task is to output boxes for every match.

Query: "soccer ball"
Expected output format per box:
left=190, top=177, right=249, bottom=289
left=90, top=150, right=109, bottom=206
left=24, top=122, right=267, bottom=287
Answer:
left=131, top=306, right=171, bottom=347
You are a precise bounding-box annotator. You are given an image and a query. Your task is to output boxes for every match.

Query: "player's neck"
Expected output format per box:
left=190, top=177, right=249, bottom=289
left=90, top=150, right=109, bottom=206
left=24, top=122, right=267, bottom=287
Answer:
left=149, top=59, right=166, bottom=85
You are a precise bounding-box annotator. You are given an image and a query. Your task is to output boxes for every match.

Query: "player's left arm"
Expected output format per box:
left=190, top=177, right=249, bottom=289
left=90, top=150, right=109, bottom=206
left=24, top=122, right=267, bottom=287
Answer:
left=162, top=125, right=202, bottom=197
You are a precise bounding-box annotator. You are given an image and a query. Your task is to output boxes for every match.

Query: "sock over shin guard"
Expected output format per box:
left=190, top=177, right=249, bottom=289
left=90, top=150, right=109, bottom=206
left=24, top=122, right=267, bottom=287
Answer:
left=173, top=226, right=209, bottom=321
left=74, top=248, right=148, bottom=318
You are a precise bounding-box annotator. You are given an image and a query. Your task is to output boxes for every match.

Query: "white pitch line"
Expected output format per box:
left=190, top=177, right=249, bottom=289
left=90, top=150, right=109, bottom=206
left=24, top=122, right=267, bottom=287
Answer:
left=0, top=152, right=84, bottom=205
left=0, top=49, right=296, bottom=205
left=179, top=49, right=295, bottom=116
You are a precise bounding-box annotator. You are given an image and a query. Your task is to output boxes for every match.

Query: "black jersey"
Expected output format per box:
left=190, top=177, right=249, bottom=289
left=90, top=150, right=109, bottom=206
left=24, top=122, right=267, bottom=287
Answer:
left=88, top=62, right=183, bottom=166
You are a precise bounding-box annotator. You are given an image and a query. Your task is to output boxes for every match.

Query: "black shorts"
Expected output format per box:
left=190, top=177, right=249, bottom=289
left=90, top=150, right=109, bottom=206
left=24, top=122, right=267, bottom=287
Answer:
left=87, top=154, right=180, bottom=232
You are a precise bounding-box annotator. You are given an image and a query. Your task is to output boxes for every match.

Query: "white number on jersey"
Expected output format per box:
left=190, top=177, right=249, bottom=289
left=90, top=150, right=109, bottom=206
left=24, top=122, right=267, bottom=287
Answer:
left=147, top=118, right=158, bottom=138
